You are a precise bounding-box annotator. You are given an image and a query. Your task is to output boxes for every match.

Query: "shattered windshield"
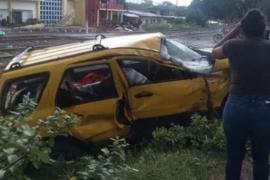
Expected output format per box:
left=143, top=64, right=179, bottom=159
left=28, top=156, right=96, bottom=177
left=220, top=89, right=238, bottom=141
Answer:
left=162, top=39, right=213, bottom=74
left=165, top=39, right=201, bottom=61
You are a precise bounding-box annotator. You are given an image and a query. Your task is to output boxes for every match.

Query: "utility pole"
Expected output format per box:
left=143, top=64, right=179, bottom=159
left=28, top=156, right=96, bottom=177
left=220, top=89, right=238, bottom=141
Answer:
left=85, top=0, right=89, bottom=33
left=106, top=0, right=108, bottom=31
left=96, top=0, right=100, bottom=28
left=122, top=0, right=127, bottom=24
left=8, top=0, right=12, bottom=24
left=175, top=0, right=178, bottom=16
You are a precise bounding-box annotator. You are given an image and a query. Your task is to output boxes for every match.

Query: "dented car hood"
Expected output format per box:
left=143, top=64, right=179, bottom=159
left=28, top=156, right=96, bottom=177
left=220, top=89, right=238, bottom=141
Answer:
left=102, top=34, right=214, bottom=74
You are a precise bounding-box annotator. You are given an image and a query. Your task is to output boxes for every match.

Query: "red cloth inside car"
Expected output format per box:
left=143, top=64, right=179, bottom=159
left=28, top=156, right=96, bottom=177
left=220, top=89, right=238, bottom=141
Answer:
left=70, top=72, right=106, bottom=89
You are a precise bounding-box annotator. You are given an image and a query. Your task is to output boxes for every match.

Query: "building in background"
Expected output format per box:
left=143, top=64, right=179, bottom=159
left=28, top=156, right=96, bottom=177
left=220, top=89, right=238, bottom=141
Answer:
left=39, top=0, right=124, bottom=28
left=40, top=0, right=62, bottom=25
left=124, top=10, right=161, bottom=25
left=39, top=0, right=85, bottom=26
left=88, top=0, right=125, bottom=28
left=71, top=0, right=85, bottom=27
left=0, top=0, right=40, bottom=25
left=124, top=10, right=185, bottom=26
left=0, top=0, right=125, bottom=28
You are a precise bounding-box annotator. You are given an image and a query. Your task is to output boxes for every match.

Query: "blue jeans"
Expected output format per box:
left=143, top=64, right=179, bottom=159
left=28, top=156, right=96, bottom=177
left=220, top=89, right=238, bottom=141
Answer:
left=223, top=94, right=270, bottom=180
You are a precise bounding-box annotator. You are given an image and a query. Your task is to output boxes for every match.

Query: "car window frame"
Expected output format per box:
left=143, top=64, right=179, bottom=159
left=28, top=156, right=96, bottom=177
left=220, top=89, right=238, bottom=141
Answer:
left=1, top=72, right=50, bottom=115
left=117, top=57, right=197, bottom=88
left=55, top=62, right=119, bottom=108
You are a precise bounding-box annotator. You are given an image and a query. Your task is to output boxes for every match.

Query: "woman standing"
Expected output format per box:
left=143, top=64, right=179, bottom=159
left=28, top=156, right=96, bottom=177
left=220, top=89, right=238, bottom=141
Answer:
left=212, top=9, right=270, bottom=180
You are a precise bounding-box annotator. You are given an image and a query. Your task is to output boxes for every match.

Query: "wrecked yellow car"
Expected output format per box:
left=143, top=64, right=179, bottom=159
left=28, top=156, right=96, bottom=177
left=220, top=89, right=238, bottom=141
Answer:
left=0, top=33, right=229, bottom=153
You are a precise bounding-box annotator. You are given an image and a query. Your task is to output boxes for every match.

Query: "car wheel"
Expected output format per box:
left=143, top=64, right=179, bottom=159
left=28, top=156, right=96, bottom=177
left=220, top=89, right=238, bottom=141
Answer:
left=50, top=135, right=90, bottom=164
left=129, top=118, right=159, bottom=144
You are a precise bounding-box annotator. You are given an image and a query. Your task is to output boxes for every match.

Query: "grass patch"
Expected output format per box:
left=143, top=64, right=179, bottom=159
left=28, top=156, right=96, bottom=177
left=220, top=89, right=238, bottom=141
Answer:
left=120, top=148, right=224, bottom=180
left=29, top=147, right=226, bottom=180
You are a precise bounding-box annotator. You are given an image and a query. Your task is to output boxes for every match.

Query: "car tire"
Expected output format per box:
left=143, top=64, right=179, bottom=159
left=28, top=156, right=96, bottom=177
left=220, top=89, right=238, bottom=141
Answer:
left=50, top=135, right=90, bottom=164
left=129, top=118, right=160, bottom=144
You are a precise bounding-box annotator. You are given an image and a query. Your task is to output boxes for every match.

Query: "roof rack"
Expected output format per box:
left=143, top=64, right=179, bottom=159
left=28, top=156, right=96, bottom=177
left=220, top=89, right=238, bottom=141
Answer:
left=95, top=34, right=106, bottom=42
left=5, top=47, right=32, bottom=71
left=93, top=34, right=107, bottom=51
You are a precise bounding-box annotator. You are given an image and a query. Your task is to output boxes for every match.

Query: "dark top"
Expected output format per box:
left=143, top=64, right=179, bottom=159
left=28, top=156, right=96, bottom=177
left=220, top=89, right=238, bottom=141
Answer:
left=223, top=38, right=270, bottom=95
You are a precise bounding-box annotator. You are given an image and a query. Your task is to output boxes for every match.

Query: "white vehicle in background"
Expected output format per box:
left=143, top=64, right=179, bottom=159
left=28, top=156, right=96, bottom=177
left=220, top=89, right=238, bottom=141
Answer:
left=0, top=29, right=5, bottom=36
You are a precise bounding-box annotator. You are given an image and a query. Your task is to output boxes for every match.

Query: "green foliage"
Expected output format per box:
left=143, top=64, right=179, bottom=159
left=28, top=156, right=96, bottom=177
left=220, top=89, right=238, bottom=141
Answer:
left=0, top=96, right=79, bottom=180
left=73, top=137, right=137, bottom=180
left=153, top=113, right=225, bottom=151
left=37, top=107, right=80, bottom=138
left=186, top=9, right=207, bottom=27
left=144, top=21, right=171, bottom=31
left=0, top=95, right=226, bottom=180
left=27, top=138, right=137, bottom=180
left=189, top=0, right=270, bottom=21
left=143, top=0, right=153, bottom=6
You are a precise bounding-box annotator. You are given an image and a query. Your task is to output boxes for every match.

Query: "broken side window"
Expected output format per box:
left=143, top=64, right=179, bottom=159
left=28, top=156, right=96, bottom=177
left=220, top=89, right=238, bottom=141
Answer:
left=2, top=73, right=49, bottom=113
left=56, top=64, right=118, bottom=108
left=163, top=39, right=213, bottom=74
left=118, top=59, right=195, bottom=86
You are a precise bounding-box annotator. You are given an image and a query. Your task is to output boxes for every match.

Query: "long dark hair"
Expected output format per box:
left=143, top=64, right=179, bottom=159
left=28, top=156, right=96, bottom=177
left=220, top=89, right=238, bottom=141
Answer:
left=241, top=9, right=266, bottom=38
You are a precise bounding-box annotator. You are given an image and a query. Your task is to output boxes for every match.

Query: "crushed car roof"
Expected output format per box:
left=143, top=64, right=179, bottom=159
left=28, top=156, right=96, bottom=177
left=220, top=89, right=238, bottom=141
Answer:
left=5, top=33, right=163, bottom=71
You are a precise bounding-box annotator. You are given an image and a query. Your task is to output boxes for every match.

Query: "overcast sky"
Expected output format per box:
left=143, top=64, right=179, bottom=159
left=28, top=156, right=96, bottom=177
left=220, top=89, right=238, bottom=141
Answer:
left=126, top=0, right=192, bottom=6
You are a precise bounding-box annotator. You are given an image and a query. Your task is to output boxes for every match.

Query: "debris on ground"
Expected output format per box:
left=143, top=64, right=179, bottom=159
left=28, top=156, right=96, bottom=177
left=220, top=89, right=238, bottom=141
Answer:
left=13, top=23, right=45, bottom=31
left=112, top=25, right=134, bottom=32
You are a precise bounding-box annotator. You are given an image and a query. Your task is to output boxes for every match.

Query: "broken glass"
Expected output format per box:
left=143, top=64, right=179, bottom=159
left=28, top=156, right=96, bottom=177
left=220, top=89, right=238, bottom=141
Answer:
left=161, top=38, right=213, bottom=74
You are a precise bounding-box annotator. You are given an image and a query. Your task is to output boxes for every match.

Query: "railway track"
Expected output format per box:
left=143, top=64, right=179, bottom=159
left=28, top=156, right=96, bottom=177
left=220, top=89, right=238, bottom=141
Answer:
left=0, top=35, right=94, bottom=70
left=0, top=35, right=93, bottom=51
left=166, top=29, right=219, bottom=38
left=0, top=36, right=58, bottom=43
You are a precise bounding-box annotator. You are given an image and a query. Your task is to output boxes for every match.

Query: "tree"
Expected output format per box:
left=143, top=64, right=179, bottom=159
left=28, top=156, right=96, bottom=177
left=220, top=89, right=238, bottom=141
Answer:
left=162, top=1, right=174, bottom=7
left=189, top=0, right=270, bottom=21
left=187, top=8, right=207, bottom=26
left=176, top=6, right=188, bottom=17
left=260, top=0, right=270, bottom=21
left=143, top=0, right=153, bottom=6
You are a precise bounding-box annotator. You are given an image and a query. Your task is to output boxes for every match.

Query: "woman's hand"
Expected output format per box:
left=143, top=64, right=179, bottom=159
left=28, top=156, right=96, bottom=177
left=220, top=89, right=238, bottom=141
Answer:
left=212, top=22, right=241, bottom=60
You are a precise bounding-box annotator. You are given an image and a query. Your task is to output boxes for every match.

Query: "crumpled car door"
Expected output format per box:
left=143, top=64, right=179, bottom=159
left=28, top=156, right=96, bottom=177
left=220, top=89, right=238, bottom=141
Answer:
left=117, top=57, right=208, bottom=120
